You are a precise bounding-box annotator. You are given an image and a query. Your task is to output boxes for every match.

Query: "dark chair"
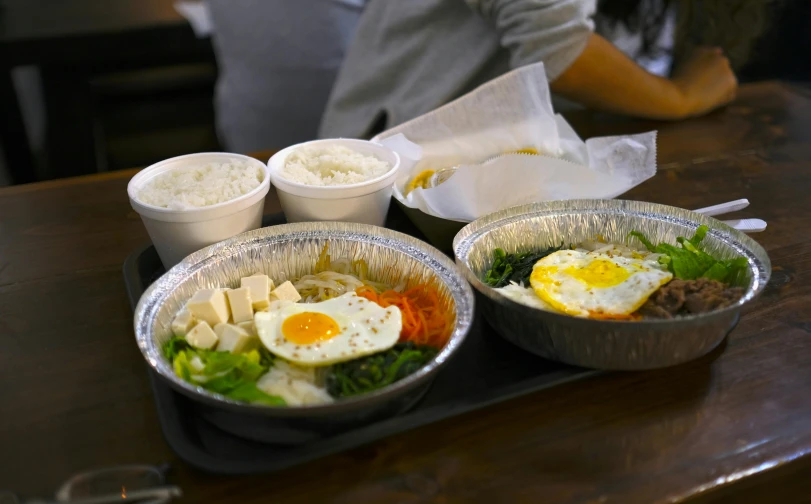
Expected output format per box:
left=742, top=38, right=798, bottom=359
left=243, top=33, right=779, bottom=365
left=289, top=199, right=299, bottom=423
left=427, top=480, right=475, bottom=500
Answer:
left=88, top=62, right=221, bottom=172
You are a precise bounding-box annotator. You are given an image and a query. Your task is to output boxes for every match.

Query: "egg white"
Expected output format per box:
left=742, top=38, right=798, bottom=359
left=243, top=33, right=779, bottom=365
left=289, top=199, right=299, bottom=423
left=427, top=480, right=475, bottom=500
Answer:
left=254, top=292, right=402, bottom=366
left=496, top=282, right=560, bottom=312
left=529, top=250, right=672, bottom=319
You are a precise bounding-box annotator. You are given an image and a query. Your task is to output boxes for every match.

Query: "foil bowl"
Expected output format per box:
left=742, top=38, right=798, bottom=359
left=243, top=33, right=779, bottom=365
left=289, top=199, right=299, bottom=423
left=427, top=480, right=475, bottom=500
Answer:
left=135, top=222, right=474, bottom=444
left=397, top=201, right=467, bottom=252
left=453, top=200, right=770, bottom=370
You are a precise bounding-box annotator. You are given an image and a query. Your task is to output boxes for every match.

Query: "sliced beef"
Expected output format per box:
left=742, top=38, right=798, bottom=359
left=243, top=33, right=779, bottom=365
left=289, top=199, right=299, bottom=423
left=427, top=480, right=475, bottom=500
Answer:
left=638, top=278, right=745, bottom=319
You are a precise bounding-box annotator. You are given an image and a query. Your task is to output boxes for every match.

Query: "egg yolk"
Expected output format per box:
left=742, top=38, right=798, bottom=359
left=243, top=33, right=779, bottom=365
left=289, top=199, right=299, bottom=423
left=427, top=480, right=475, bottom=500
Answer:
left=282, top=312, right=341, bottom=345
left=405, top=170, right=436, bottom=195
left=565, top=259, right=632, bottom=288
left=531, top=266, right=559, bottom=285
left=510, top=147, right=539, bottom=155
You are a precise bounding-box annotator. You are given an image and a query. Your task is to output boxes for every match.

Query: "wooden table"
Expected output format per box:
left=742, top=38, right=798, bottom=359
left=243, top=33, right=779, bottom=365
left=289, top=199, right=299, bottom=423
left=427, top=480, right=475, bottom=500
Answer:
left=1, top=82, right=810, bottom=503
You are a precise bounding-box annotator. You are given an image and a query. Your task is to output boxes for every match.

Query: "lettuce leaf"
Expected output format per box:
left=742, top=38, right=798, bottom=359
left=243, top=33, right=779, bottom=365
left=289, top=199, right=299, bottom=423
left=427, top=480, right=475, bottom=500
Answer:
left=164, top=336, right=191, bottom=361
left=629, top=225, right=749, bottom=286
left=162, top=337, right=285, bottom=406
left=689, top=225, right=708, bottom=246
left=628, top=231, right=656, bottom=252
left=722, top=257, right=750, bottom=286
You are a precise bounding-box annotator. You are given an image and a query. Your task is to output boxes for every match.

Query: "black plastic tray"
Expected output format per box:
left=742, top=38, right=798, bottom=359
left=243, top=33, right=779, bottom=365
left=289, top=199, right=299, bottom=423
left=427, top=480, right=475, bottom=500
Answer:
left=123, top=211, right=598, bottom=474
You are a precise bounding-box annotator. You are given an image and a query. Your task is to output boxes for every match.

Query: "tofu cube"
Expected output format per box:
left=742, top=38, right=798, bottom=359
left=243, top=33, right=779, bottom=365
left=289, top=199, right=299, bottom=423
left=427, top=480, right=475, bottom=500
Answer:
left=226, top=287, right=253, bottom=323
left=270, top=281, right=301, bottom=303
left=171, top=309, right=195, bottom=337
left=241, top=274, right=273, bottom=310
left=237, top=320, right=257, bottom=337
left=186, top=288, right=230, bottom=326
left=185, top=321, right=219, bottom=350
left=213, top=322, right=229, bottom=338
left=217, top=324, right=256, bottom=354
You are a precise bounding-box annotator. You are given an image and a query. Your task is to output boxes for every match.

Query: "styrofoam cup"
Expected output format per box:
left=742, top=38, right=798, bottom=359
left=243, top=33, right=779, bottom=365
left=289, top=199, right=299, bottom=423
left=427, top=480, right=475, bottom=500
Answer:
left=267, top=139, right=400, bottom=226
left=128, top=152, right=270, bottom=268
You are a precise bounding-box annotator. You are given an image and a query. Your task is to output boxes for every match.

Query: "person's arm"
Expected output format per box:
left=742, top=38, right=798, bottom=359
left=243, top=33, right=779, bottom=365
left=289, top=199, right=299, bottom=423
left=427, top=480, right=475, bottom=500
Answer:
left=551, top=33, right=737, bottom=120
left=466, top=0, right=737, bottom=120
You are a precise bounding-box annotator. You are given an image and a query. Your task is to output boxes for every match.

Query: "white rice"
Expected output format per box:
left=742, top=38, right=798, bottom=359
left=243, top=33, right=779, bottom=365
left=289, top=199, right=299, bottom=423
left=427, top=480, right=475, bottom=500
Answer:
left=256, top=360, right=334, bottom=406
left=280, top=145, right=390, bottom=186
left=137, top=160, right=264, bottom=210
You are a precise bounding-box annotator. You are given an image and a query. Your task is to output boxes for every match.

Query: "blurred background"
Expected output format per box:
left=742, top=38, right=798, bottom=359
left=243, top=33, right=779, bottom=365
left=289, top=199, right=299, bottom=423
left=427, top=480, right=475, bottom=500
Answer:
left=1, top=0, right=809, bottom=187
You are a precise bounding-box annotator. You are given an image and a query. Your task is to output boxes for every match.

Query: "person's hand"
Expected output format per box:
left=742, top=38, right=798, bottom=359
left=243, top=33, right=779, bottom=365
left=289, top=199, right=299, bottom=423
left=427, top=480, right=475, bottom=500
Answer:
left=672, top=47, right=738, bottom=118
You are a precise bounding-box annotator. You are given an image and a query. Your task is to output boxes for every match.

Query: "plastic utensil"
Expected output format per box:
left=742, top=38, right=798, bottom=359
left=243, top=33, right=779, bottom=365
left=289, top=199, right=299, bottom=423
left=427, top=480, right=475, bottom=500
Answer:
left=693, top=199, right=750, bottom=217
left=692, top=199, right=766, bottom=233
left=721, top=218, right=767, bottom=233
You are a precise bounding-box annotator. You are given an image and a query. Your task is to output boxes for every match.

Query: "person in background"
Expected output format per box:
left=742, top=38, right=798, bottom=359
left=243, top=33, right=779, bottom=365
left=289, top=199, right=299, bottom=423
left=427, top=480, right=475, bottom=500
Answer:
left=207, top=0, right=366, bottom=153
left=596, top=0, right=774, bottom=80
left=319, top=0, right=772, bottom=139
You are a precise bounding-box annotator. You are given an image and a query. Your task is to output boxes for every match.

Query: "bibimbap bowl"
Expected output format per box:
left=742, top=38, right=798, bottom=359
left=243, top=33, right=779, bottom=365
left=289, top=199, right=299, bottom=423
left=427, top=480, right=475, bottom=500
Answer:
left=453, top=200, right=770, bottom=370
left=135, top=222, right=474, bottom=444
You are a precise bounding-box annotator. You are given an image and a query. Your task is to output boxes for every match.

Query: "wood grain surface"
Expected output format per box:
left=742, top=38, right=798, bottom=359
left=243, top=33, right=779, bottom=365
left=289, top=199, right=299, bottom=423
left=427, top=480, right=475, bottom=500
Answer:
left=1, top=82, right=810, bottom=504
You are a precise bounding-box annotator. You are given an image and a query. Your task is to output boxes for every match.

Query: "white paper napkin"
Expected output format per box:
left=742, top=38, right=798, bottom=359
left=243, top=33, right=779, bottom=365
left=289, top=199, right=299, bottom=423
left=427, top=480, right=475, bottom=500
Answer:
left=373, top=62, right=658, bottom=222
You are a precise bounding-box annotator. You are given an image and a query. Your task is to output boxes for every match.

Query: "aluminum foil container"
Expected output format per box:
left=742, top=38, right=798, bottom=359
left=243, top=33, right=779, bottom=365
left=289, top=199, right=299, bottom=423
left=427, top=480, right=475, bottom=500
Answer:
left=135, top=222, right=474, bottom=444
left=453, top=200, right=771, bottom=370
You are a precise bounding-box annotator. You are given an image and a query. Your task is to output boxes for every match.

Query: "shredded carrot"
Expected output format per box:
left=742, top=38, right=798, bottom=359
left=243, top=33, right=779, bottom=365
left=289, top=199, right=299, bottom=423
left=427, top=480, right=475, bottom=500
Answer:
left=355, top=284, right=454, bottom=348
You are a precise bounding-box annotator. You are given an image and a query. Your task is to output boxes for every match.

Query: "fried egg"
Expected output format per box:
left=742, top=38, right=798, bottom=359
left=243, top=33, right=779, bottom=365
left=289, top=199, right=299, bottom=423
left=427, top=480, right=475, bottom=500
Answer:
left=405, top=169, right=435, bottom=195
left=529, top=250, right=672, bottom=319
left=254, top=292, right=402, bottom=366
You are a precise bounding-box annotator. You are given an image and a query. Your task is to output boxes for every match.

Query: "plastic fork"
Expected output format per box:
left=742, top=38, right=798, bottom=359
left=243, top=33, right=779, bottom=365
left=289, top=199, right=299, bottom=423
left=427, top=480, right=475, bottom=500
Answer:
left=692, top=199, right=767, bottom=233
left=693, top=198, right=750, bottom=216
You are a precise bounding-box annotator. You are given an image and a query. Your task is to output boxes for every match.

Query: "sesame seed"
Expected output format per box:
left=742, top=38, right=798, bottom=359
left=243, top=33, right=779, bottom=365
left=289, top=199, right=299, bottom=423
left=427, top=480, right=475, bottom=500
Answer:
left=372, top=328, right=379, bottom=334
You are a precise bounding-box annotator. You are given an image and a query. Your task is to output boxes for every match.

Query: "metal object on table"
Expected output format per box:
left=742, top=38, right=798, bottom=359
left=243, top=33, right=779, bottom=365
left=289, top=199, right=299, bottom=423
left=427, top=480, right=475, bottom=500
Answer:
left=453, top=199, right=771, bottom=370
left=134, top=222, right=475, bottom=443
left=1, top=464, right=180, bottom=504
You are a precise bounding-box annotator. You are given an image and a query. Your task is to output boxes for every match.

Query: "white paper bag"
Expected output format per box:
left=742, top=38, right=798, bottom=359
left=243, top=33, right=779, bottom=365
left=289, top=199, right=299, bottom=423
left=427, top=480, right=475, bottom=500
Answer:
left=372, top=62, right=657, bottom=222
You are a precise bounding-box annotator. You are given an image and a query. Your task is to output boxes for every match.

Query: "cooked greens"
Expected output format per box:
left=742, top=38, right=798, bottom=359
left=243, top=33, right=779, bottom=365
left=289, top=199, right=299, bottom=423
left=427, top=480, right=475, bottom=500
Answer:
left=162, top=337, right=285, bottom=406
left=326, top=342, right=438, bottom=398
left=484, top=245, right=565, bottom=288
left=629, top=225, right=749, bottom=286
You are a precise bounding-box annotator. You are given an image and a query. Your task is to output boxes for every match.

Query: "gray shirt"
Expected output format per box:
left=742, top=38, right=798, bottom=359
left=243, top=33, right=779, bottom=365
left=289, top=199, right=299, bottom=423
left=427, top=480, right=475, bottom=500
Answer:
left=319, top=0, right=596, bottom=138
left=208, top=0, right=365, bottom=152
